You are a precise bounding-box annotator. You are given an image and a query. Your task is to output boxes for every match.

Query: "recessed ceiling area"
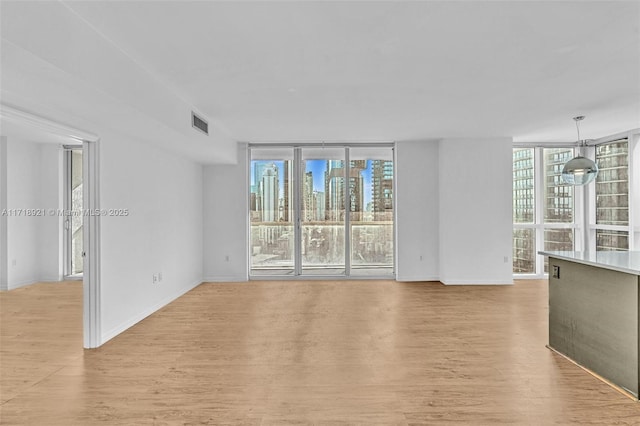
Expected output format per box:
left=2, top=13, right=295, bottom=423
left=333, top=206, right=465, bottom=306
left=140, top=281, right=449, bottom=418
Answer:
left=1, top=1, right=639, bottom=164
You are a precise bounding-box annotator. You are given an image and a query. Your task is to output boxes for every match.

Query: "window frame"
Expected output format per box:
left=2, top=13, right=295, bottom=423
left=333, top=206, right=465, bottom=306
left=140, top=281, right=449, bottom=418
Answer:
left=513, top=129, right=639, bottom=278
left=513, top=146, right=581, bottom=278
left=586, top=131, right=639, bottom=252
left=247, top=143, right=396, bottom=280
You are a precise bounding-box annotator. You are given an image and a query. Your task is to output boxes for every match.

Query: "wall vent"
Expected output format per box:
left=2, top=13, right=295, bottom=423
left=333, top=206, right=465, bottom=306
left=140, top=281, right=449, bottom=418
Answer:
left=191, top=112, right=208, bottom=135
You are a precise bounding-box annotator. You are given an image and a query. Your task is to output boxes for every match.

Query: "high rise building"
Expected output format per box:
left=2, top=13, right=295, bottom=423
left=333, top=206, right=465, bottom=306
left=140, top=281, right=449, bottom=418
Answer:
left=543, top=149, right=573, bottom=223
left=513, top=149, right=534, bottom=223
left=260, top=163, right=279, bottom=222
left=595, top=140, right=629, bottom=251
left=542, top=148, right=575, bottom=272
left=253, top=162, right=268, bottom=213
left=303, top=171, right=314, bottom=221
left=282, top=161, right=292, bottom=222
left=372, top=160, right=393, bottom=221
left=349, top=160, right=366, bottom=221
left=314, top=191, right=325, bottom=221
left=324, top=160, right=365, bottom=221
left=250, top=192, right=257, bottom=212
left=513, top=149, right=535, bottom=273
left=325, top=160, right=344, bottom=221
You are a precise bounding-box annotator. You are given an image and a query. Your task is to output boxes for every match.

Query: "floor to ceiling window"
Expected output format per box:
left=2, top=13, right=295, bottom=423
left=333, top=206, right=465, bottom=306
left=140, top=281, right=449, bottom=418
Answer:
left=513, top=148, right=536, bottom=273
left=513, top=147, right=577, bottom=276
left=513, top=132, right=638, bottom=277
left=249, top=145, right=394, bottom=278
left=249, top=148, right=294, bottom=275
left=300, top=147, right=346, bottom=276
left=541, top=148, right=576, bottom=272
left=349, top=147, right=394, bottom=276
left=592, top=139, right=630, bottom=251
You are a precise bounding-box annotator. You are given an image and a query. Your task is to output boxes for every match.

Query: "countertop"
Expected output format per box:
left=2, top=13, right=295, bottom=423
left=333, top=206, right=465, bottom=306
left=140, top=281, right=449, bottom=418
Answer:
left=538, top=251, right=640, bottom=275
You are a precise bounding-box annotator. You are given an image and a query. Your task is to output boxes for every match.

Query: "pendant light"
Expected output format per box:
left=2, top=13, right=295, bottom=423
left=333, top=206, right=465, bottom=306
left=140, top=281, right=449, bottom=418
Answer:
left=561, top=116, right=598, bottom=185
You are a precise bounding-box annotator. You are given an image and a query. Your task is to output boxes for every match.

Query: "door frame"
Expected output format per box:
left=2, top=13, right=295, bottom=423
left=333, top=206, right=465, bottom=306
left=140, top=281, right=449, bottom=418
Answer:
left=82, top=139, right=101, bottom=348
left=0, top=104, right=101, bottom=348
left=62, top=144, right=83, bottom=280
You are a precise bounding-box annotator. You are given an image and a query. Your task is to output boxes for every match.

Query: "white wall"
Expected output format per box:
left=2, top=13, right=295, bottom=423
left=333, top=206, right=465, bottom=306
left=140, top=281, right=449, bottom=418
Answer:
left=38, top=144, right=62, bottom=281
left=6, top=138, right=41, bottom=289
left=395, top=140, right=440, bottom=281
left=1, top=139, right=65, bottom=289
left=1, top=129, right=206, bottom=344
left=203, top=143, right=248, bottom=281
left=438, top=138, right=513, bottom=285
left=99, top=132, right=204, bottom=343
left=0, top=137, right=7, bottom=290
left=201, top=140, right=513, bottom=285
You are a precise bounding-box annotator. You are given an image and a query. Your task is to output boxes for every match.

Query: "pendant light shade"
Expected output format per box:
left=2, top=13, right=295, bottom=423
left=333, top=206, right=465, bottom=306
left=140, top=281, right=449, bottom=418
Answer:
left=561, top=116, right=598, bottom=186
left=561, top=156, right=598, bottom=185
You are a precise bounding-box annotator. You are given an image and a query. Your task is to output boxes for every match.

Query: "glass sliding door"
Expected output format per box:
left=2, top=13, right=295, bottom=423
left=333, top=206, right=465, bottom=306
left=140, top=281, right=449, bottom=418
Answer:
left=249, top=148, right=295, bottom=275
left=300, top=147, right=346, bottom=276
left=349, top=147, right=394, bottom=276
left=249, top=145, right=395, bottom=278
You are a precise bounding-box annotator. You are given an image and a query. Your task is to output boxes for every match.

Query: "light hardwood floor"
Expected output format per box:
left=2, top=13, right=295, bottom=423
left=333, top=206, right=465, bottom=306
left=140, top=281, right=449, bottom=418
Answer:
left=1, top=280, right=639, bottom=425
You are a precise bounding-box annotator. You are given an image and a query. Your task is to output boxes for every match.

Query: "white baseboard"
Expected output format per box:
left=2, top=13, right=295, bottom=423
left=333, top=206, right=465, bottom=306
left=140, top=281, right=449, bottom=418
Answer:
left=202, top=275, right=248, bottom=282
left=2, top=277, right=73, bottom=291
left=395, top=276, right=513, bottom=285
left=440, top=279, right=514, bottom=285
left=7, top=278, right=39, bottom=290
left=41, top=276, right=64, bottom=282
left=395, top=275, right=440, bottom=282
left=100, top=279, right=202, bottom=345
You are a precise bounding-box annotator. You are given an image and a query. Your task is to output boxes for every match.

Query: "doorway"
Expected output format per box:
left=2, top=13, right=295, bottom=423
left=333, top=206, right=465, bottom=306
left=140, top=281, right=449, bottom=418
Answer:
left=249, top=145, right=395, bottom=278
left=63, top=146, right=83, bottom=279
left=0, top=105, right=101, bottom=348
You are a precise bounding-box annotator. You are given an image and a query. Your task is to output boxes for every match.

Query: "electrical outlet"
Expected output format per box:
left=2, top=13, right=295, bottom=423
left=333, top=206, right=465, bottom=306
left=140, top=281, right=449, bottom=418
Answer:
left=552, top=265, right=560, bottom=279
left=225, top=255, right=230, bottom=262
left=419, top=255, right=423, bottom=261
left=153, top=274, right=158, bottom=284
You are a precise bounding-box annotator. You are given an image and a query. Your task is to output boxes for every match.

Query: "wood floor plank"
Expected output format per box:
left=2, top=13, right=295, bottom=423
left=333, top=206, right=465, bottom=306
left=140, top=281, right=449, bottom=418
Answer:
left=1, top=280, right=639, bottom=424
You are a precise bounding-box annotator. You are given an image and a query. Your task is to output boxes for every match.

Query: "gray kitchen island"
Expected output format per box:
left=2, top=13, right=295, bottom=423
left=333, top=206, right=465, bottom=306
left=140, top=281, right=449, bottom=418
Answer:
left=540, top=250, right=640, bottom=399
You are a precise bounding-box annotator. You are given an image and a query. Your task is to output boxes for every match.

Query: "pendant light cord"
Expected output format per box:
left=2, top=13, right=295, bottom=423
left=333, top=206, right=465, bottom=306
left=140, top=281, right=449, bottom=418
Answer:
left=573, top=115, right=585, bottom=147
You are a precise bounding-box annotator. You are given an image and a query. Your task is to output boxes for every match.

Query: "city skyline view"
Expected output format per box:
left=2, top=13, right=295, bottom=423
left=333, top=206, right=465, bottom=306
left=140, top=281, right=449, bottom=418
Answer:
left=512, top=139, right=631, bottom=275
left=251, top=159, right=375, bottom=208
left=249, top=148, right=395, bottom=276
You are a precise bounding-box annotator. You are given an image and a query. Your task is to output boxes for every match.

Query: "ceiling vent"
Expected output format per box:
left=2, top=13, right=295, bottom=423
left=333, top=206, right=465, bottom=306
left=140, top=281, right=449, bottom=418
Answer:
left=191, top=111, right=208, bottom=135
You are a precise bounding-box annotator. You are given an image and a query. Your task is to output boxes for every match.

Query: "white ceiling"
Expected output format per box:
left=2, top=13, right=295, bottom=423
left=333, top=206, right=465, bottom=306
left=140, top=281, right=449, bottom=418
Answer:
left=1, top=1, right=639, bottom=164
